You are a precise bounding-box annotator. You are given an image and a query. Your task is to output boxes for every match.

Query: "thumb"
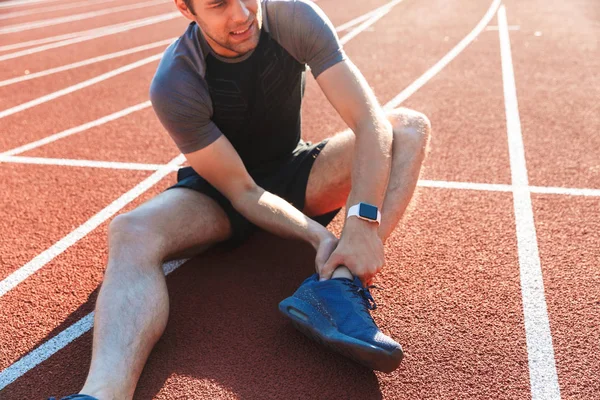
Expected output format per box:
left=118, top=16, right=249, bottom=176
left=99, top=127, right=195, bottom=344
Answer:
left=320, top=254, right=340, bottom=281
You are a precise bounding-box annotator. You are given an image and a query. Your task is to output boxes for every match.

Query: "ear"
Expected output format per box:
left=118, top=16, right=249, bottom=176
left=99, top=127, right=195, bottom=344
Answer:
left=174, top=0, right=196, bottom=20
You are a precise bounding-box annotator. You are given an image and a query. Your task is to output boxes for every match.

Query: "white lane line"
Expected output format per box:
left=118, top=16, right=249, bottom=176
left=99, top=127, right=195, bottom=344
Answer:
left=0, top=155, right=181, bottom=172
left=498, top=6, right=561, bottom=400
left=485, top=25, right=520, bottom=31
left=0, top=39, right=175, bottom=87
left=335, top=0, right=403, bottom=33
left=0, top=0, right=501, bottom=388
left=0, top=0, right=120, bottom=21
left=0, top=102, right=151, bottom=156
left=0, top=0, right=64, bottom=9
left=0, top=12, right=179, bottom=60
left=0, top=3, right=400, bottom=120
left=0, top=53, right=163, bottom=119
left=338, top=0, right=403, bottom=45
left=0, top=0, right=169, bottom=35
left=529, top=185, right=600, bottom=197
left=0, top=154, right=185, bottom=299
left=418, top=180, right=512, bottom=192
left=383, top=0, right=501, bottom=111
left=0, top=258, right=187, bottom=391
left=0, top=0, right=403, bottom=296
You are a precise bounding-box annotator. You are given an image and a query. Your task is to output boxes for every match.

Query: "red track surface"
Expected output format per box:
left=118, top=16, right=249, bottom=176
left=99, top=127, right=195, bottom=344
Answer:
left=1, top=0, right=598, bottom=399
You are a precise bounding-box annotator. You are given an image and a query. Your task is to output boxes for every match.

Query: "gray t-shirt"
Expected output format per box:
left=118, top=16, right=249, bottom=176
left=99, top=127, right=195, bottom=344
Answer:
left=150, top=0, right=346, bottom=168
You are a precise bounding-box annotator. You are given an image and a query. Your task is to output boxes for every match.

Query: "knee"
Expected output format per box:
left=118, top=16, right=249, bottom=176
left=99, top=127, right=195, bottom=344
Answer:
left=388, top=108, right=431, bottom=152
left=108, top=212, right=166, bottom=263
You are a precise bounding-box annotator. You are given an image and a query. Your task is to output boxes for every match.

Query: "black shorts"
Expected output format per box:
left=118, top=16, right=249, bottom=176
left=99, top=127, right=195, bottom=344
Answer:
left=166, top=139, right=341, bottom=248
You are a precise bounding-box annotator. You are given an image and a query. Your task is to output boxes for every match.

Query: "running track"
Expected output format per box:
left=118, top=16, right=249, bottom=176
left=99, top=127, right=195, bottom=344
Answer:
left=0, top=0, right=598, bottom=398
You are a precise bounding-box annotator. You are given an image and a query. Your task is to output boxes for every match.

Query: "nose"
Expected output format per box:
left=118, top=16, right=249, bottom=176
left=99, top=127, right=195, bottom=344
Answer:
left=230, top=0, right=250, bottom=24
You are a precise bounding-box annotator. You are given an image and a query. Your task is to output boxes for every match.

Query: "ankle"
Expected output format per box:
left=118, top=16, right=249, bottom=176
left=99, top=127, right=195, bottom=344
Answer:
left=331, top=266, right=353, bottom=280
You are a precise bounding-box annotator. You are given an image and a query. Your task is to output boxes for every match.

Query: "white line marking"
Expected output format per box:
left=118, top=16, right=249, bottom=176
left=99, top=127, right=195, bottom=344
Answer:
left=498, top=6, right=561, bottom=399
left=0, top=12, right=179, bottom=60
left=529, top=185, right=600, bottom=197
left=335, top=0, right=403, bottom=33
left=417, top=180, right=512, bottom=192
left=0, top=0, right=510, bottom=388
left=0, top=0, right=169, bottom=35
left=0, top=155, right=181, bottom=172
left=0, top=0, right=121, bottom=21
left=0, top=39, right=175, bottom=88
left=485, top=25, right=520, bottom=31
left=0, top=154, right=185, bottom=299
left=0, top=259, right=186, bottom=391
left=338, top=0, right=403, bottom=45
left=0, top=53, right=163, bottom=119
left=383, top=0, right=502, bottom=111
left=0, top=102, right=151, bottom=156
left=0, top=0, right=404, bottom=297
left=0, top=0, right=64, bottom=9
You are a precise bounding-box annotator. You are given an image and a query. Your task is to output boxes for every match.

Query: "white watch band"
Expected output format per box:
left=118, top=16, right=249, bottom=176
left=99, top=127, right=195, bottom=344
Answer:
left=347, top=203, right=381, bottom=224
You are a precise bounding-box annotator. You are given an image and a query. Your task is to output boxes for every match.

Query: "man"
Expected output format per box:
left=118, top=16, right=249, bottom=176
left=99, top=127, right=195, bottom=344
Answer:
left=49, top=0, right=430, bottom=399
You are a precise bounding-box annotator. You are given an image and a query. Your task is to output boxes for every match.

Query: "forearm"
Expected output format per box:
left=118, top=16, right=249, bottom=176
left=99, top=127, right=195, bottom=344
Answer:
left=233, top=186, right=331, bottom=249
left=345, top=114, right=394, bottom=214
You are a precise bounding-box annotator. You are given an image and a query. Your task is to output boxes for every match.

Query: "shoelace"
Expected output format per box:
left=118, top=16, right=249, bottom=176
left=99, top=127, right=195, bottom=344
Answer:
left=341, top=279, right=381, bottom=314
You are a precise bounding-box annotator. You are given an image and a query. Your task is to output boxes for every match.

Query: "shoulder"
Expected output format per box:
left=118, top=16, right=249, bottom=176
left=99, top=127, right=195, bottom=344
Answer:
left=150, top=23, right=210, bottom=101
left=263, top=0, right=331, bottom=36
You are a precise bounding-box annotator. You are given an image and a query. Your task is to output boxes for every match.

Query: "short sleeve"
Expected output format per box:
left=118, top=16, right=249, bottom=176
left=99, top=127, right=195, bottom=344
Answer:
left=265, top=0, right=347, bottom=78
left=149, top=57, right=222, bottom=154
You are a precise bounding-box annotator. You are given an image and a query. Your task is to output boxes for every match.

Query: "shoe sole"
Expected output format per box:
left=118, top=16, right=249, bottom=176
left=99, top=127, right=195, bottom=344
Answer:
left=278, top=297, right=404, bottom=373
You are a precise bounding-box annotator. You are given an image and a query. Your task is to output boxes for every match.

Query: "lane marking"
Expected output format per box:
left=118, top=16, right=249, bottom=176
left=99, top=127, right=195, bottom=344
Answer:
left=485, top=25, right=520, bottom=31
left=0, top=39, right=175, bottom=87
left=383, top=0, right=501, bottom=111
left=498, top=6, right=561, bottom=399
left=0, top=0, right=121, bottom=21
left=0, top=0, right=398, bottom=87
left=0, top=53, right=164, bottom=119
left=0, top=154, right=186, bottom=300
left=0, top=0, right=170, bottom=35
left=0, top=2, right=403, bottom=120
left=0, top=0, right=517, bottom=389
left=0, top=155, right=181, bottom=172
left=0, top=0, right=64, bottom=9
left=529, top=185, right=600, bottom=197
left=335, top=0, right=404, bottom=33
left=0, top=102, right=151, bottom=157
left=0, top=0, right=402, bottom=297
left=3, top=152, right=598, bottom=199
left=0, top=12, right=179, bottom=59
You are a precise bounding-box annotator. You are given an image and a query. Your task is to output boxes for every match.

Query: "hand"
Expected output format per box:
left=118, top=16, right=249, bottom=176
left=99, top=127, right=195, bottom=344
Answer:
left=320, top=218, right=385, bottom=284
left=314, top=233, right=339, bottom=276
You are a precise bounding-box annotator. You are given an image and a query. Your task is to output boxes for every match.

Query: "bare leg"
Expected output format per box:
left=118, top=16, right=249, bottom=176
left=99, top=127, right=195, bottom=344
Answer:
left=80, top=189, right=232, bottom=400
left=303, top=107, right=431, bottom=263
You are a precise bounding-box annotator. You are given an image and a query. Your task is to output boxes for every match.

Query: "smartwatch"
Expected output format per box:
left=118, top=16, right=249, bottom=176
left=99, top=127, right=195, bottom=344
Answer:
left=347, top=202, right=381, bottom=224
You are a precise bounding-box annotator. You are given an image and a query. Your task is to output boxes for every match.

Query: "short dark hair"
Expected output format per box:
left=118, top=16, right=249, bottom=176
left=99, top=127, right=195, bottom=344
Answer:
left=184, top=0, right=196, bottom=15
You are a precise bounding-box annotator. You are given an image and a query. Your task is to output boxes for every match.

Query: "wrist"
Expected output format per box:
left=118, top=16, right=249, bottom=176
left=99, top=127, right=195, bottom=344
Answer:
left=307, top=220, right=334, bottom=250
left=344, top=215, right=379, bottom=233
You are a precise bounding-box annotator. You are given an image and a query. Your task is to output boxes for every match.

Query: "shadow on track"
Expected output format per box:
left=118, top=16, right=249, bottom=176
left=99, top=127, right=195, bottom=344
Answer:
left=3, top=232, right=383, bottom=399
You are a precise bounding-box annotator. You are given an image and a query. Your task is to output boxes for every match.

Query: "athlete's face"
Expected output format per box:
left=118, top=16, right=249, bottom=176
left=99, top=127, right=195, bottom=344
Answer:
left=177, top=0, right=262, bottom=58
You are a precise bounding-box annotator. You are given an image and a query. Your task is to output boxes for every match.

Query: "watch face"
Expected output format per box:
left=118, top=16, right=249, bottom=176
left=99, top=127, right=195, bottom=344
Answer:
left=358, top=203, right=378, bottom=220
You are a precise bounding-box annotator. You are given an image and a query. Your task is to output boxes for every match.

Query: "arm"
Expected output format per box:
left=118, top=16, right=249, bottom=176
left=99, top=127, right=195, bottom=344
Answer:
left=183, top=135, right=338, bottom=262
left=316, top=59, right=394, bottom=283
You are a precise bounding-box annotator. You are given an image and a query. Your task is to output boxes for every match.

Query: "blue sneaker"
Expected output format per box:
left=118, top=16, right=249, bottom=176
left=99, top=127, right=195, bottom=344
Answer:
left=278, top=273, right=403, bottom=372
left=48, top=395, right=98, bottom=400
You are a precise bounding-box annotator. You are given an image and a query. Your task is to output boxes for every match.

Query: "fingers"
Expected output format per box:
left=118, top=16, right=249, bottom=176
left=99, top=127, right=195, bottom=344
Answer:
left=319, top=253, right=341, bottom=281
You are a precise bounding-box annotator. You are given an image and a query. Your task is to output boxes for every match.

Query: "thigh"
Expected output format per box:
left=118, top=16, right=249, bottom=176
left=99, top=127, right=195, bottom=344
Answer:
left=303, top=129, right=355, bottom=217
left=121, top=187, right=233, bottom=262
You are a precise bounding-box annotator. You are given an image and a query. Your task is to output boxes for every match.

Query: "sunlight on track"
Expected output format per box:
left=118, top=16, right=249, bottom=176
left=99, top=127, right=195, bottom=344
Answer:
left=0, top=0, right=507, bottom=391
